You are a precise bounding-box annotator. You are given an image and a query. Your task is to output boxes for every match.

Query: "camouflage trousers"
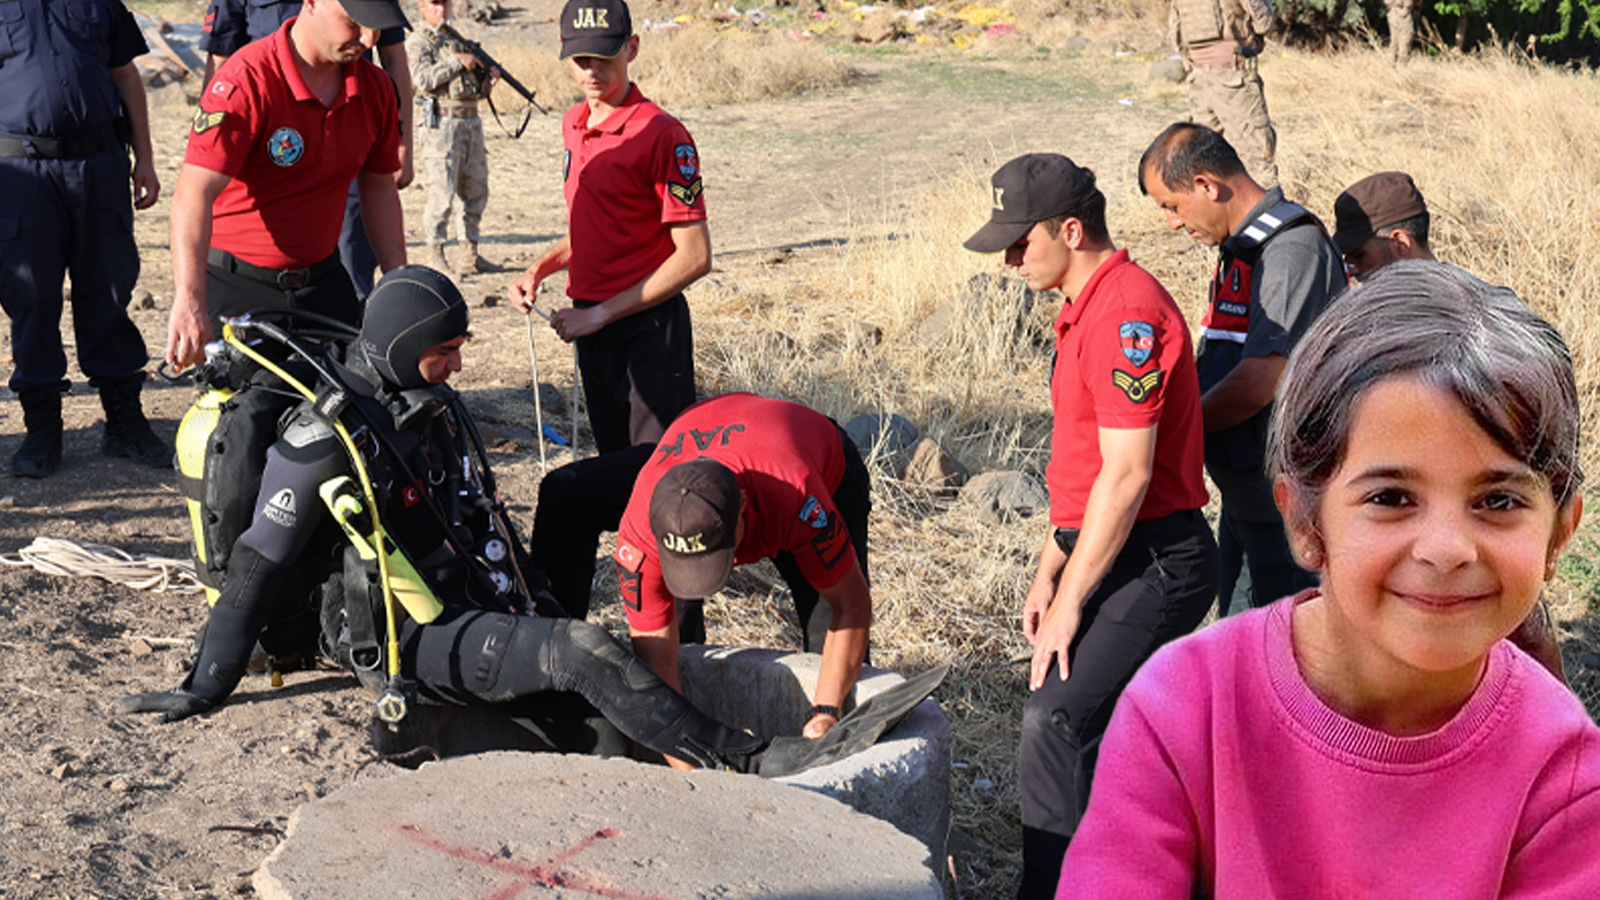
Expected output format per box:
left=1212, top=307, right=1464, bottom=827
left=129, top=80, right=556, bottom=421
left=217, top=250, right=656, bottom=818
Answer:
left=1188, top=63, right=1278, bottom=187
left=421, top=113, right=489, bottom=245
left=1387, top=0, right=1416, bottom=62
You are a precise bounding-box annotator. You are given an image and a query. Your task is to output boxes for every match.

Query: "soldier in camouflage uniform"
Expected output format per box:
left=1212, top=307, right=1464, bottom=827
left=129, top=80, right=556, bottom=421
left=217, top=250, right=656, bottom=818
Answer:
left=408, top=0, right=498, bottom=275
left=1169, top=0, right=1279, bottom=186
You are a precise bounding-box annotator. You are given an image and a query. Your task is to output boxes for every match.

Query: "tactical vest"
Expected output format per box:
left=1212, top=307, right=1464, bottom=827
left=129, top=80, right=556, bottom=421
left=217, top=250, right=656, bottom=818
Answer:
left=1197, top=201, right=1321, bottom=470
left=1176, top=0, right=1227, bottom=46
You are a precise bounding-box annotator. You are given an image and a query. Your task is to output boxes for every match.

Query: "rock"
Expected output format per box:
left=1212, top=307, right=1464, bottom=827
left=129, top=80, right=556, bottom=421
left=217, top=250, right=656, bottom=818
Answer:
left=843, top=413, right=918, bottom=463
left=1150, top=58, right=1188, bottom=84
left=51, top=763, right=73, bottom=781
left=854, top=11, right=905, bottom=44
left=131, top=286, right=156, bottom=310
left=848, top=320, right=883, bottom=347
left=900, top=437, right=968, bottom=494
left=108, top=776, right=131, bottom=793
left=1064, top=35, right=1091, bottom=53
left=480, top=293, right=499, bottom=308
left=917, top=272, right=1047, bottom=348
left=127, top=638, right=154, bottom=657
left=0, top=496, right=14, bottom=509
left=962, top=470, right=1049, bottom=523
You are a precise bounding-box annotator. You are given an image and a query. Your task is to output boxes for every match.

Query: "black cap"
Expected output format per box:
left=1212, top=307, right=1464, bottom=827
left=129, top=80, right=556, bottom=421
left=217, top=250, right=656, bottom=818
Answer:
left=559, top=0, right=633, bottom=60
left=359, top=266, right=469, bottom=390
left=649, top=458, right=740, bottom=599
left=340, top=0, right=409, bottom=31
left=964, top=153, right=1098, bottom=253
left=1332, top=172, right=1429, bottom=255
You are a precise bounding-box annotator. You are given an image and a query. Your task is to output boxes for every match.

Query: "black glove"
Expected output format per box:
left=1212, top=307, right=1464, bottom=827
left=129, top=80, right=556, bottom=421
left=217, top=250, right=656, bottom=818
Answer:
left=113, top=689, right=214, bottom=723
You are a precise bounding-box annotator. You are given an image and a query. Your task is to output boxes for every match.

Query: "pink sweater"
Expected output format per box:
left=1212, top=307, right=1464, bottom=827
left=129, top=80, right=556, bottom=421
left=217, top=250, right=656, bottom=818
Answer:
left=1057, top=595, right=1600, bottom=899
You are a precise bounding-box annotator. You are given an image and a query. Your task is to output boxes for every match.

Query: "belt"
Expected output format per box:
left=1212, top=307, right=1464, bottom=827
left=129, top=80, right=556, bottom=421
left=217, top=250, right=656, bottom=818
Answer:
left=207, top=247, right=343, bottom=291
left=444, top=106, right=479, bottom=118
left=0, top=132, right=110, bottom=160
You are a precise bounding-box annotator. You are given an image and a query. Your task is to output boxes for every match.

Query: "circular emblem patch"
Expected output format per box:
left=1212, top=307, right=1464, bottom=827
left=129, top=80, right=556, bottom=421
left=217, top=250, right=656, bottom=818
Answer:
left=267, top=126, right=305, bottom=167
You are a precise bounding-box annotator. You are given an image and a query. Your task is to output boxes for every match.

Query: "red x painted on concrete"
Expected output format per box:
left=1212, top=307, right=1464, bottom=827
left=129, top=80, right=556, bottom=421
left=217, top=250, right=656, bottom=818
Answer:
left=395, top=823, right=674, bottom=900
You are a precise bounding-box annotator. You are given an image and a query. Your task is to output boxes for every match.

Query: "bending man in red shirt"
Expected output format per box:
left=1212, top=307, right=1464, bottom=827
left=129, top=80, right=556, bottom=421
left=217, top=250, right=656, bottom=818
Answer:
left=506, top=0, right=708, bottom=453
left=166, top=0, right=409, bottom=369
left=612, top=394, right=872, bottom=745
left=964, top=154, right=1219, bottom=899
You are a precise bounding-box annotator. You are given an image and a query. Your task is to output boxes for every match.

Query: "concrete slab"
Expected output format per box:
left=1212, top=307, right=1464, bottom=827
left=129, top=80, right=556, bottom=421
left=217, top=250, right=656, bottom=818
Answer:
left=678, top=647, right=951, bottom=868
left=255, top=752, right=943, bottom=900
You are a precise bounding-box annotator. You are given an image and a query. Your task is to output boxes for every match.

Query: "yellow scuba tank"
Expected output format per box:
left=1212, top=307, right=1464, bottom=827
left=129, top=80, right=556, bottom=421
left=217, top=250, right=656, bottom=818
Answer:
left=175, top=386, right=233, bottom=606
left=319, top=475, right=444, bottom=624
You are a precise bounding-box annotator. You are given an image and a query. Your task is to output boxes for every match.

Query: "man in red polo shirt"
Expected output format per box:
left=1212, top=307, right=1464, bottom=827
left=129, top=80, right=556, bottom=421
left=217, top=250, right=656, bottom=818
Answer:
left=165, top=0, right=409, bottom=369
left=506, top=0, right=708, bottom=454
left=611, top=393, right=872, bottom=742
left=964, top=154, right=1219, bottom=899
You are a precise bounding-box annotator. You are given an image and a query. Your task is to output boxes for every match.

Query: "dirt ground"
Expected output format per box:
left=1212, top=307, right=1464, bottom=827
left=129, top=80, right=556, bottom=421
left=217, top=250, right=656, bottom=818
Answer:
left=3, top=3, right=1598, bottom=898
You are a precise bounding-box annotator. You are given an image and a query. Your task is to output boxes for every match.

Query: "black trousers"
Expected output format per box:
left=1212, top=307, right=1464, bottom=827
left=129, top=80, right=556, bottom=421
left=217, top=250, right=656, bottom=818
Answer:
left=573, top=293, right=696, bottom=455
left=205, top=252, right=360, bottom=342
left=1018, top=508, right=1219, bottom=900
left=532, top=425, right=870, bottom=652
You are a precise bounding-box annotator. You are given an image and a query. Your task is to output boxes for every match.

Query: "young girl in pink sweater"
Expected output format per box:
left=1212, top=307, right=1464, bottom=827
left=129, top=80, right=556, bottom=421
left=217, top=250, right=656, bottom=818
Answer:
left=1057, top=261, right=1600, bottom=899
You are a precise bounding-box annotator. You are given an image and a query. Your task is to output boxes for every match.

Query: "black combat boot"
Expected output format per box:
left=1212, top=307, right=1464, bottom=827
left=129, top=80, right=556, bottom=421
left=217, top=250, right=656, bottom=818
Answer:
left=9, top=389, right=64, bottom=478
left=99, top=378, right=172, bottom=468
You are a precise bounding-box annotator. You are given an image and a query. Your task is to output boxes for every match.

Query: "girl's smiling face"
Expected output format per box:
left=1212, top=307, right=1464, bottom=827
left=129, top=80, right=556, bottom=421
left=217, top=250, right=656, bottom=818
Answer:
left=1285, top=375, right=1581, bottom=712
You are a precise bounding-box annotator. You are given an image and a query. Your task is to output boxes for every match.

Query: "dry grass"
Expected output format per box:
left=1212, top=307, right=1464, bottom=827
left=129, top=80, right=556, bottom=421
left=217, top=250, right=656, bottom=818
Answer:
left=479, top=23, right=863, bottom=112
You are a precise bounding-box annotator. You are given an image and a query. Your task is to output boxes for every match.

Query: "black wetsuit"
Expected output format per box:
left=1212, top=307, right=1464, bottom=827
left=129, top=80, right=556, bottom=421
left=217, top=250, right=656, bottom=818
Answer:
left=180, top=351, right=760, bottom=768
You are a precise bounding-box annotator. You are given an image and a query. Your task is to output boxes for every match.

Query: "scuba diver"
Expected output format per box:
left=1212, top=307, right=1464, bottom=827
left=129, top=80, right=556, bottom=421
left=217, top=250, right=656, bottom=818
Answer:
left=115, top=266, right=765, bottom=771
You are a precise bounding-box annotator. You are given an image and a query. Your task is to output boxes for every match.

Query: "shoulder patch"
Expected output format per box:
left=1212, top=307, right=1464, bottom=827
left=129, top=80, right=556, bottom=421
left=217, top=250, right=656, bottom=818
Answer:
left=673, top=143, right=698, bottom=180
left=210, top=79, right=236, bottom=99
left=798, top=496, right=829, bottom=530
left=191, top=109, right=226, bottom=135
left=668, top=178, right=703, bottom=207
left=1118, top=320, right=1155, bottom=367
left=1111, top=369, right=1162, bottom=404
left=614, top=542, right=643, bottom=573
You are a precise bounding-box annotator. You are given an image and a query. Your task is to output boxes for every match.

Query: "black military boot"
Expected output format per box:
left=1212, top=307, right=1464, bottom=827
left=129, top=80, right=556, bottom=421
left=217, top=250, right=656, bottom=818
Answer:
left=9, top=389, right=64, bottom=478
left=99, top=378, right=171, bottom=468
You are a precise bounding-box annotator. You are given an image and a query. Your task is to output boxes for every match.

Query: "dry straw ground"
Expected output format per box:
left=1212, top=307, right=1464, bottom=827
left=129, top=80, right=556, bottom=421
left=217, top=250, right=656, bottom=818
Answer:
left=460, top=6, right=1600, bottom=895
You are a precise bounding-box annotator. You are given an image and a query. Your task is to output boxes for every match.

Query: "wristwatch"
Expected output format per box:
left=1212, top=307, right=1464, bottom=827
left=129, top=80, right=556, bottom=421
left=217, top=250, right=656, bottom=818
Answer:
left=807, top=704, right=843, bottom=722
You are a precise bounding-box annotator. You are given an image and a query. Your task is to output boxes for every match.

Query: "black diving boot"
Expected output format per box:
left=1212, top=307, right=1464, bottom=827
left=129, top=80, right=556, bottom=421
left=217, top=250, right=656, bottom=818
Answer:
left=99, top=378, right=172, bottom=468
left=9, top=389, right=64, bottom=478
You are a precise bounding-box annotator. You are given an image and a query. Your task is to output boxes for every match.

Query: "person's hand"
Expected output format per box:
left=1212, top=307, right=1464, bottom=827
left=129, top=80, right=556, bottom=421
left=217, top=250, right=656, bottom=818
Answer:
left=131, top=159, right=160, bottom=210
left=550, top=305, right=606, bottom=342
left=1021, top=575, right=1056, bottom=646
left=485, top=66, right=501, bottom=90
left=113, top=689, right=214, bottom=723
left=165, top=299, right=213, bottom=370
left=1028, top=599, right=1082, bottom=691
left=506, top=267, right=543, bottom=313
left=802, top=710, right=839, bottom=739
left=455, top=52, right=480, bottom=70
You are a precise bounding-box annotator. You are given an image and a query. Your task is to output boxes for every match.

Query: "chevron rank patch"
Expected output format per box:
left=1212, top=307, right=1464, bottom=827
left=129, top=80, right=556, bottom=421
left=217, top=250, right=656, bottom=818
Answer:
left=1112, top=368, right=1162, bottom=404
left=668, top=178, right=703, bottom=207
left=191, top=109, right=226, bottom=135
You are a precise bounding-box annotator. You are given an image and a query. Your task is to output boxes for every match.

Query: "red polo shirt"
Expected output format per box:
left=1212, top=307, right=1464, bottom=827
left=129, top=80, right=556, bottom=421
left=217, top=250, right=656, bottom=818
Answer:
left=614, top=394, right=854, bottom=634
left=185, top=19, right=401, bottom=269
left=562, top=85, right=706, bottom=302
left=1047, top=250, right=1208, bottom=529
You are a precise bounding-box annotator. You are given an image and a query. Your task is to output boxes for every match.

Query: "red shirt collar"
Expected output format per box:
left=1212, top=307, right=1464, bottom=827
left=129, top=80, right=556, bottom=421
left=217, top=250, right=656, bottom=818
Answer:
left=1054, top=248, right=1132, bottom=338
left=274, top=17, right=361, bottom=109
left=574, top=84, right=646, bottom=135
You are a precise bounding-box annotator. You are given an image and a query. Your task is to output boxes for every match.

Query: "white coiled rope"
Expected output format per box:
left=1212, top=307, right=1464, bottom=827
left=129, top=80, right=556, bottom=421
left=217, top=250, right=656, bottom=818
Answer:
left=0, top=537, right=202, bottom=594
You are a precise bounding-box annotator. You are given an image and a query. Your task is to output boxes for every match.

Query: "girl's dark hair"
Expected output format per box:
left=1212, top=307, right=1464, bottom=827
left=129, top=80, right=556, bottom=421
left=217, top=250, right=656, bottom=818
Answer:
left=1271, top=260, right=1582, bottom=525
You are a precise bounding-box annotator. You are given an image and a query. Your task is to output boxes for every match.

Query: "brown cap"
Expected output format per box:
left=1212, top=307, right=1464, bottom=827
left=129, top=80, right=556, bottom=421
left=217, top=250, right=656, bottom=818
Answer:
left=964, top=153, right=1099, bottom=253
left=648, top=459, right=740, bottom=599
left=1332, top=172, right=1428, bottom=255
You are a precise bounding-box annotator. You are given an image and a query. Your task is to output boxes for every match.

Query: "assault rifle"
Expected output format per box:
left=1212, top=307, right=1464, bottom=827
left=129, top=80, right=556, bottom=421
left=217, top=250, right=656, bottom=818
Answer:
left=437, top=21, right=548, bottom=138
